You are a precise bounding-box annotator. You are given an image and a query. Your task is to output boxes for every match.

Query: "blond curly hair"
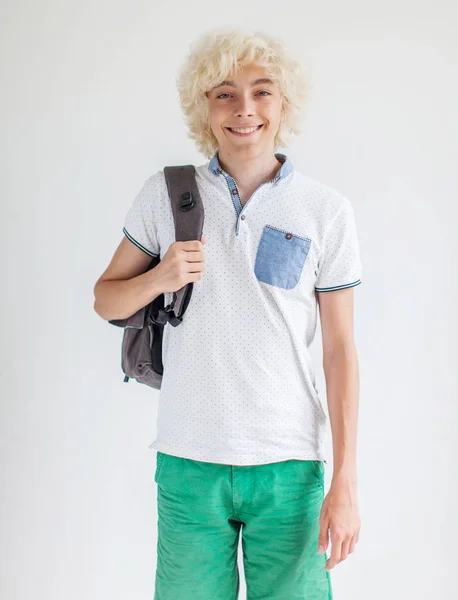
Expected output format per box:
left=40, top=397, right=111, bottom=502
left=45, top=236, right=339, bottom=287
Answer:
left=176, top=27, right=310, bottom=158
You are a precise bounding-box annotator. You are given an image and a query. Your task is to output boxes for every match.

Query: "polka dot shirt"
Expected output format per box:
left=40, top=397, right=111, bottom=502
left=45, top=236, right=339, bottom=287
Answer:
left=122, top=151, right=362, bottom=466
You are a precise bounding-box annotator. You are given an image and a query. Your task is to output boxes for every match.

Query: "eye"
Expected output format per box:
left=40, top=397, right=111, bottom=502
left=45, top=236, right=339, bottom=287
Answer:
left=216, top=90, right=272, bottom=100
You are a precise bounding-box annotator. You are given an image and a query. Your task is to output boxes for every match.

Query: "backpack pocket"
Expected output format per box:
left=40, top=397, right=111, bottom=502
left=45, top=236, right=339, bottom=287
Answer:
left=254, top=225, right=312, bottom=289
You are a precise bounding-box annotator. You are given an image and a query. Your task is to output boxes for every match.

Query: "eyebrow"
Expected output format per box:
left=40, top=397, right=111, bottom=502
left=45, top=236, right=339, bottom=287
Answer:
left=211, top=77, right=275, bottom=91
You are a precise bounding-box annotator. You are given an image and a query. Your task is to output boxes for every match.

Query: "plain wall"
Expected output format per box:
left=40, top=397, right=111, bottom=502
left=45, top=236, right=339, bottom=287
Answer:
left=1, top=1, right=457, bottom=598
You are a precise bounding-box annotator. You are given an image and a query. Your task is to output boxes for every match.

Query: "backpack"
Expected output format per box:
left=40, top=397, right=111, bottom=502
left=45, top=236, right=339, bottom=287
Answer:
left=108, top=165, right=205, bottom=389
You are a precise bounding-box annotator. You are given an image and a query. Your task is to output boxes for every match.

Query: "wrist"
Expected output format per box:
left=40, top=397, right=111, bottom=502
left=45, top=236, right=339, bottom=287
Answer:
left=331, top=468, right=358, bottom=487
left=144, top=267, right=164, bottom=299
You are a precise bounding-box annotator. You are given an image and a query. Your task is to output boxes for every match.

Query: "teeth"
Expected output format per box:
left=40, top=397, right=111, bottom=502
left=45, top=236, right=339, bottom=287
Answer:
left=230, top=126, right=261, bottom=133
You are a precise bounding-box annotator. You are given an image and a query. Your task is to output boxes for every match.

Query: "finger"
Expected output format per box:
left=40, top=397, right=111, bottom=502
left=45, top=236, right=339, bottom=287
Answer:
left=186, top=250, right=206, bottom=263
left=339, top=537, right=351, bottom=562
left=348, top=535, right=357, bottom=554
left=325, top=537, right=342, bottom=571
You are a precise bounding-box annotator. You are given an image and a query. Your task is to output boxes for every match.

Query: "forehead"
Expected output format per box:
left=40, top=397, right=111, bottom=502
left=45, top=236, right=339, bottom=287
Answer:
left=211, top=63, right=277, bottom=91
left=231, top=62, right=271, bottom=77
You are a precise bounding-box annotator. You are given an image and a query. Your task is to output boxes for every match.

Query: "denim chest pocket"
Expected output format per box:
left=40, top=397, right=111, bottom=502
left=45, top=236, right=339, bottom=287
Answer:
left=254, top=225, right=312, bottom=289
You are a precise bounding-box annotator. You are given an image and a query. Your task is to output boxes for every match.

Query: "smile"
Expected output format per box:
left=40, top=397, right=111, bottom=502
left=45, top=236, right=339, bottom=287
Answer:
left=226, top=124, right=264, bottom=136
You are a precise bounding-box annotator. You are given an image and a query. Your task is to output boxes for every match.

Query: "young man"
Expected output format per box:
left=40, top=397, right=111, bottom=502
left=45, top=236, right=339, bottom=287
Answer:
left=94, top=29, right=362, bottom=600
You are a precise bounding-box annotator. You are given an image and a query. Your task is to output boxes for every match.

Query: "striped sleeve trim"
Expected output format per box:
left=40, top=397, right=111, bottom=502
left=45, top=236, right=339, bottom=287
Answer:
left=315, top=279, right=361, bottom=292
left=122, top=227, right=159, bottom=258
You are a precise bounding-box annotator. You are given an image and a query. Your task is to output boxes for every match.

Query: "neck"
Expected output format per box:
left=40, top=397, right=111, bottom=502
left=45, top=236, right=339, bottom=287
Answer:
left=216, top=147, right=282, bottom=190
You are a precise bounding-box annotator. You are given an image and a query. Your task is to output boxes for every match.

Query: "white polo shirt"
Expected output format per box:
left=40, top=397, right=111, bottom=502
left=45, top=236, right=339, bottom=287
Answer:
left=122, top=151, right=362, bottom=466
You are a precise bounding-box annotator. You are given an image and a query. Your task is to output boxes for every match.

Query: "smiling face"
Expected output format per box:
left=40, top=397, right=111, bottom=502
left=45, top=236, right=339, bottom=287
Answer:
left=206, top=62, right=283, bottom=157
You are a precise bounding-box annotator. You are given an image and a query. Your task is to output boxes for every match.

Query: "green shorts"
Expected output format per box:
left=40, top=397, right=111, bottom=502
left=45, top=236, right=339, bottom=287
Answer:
left=153, top=451, right=332, bottom=599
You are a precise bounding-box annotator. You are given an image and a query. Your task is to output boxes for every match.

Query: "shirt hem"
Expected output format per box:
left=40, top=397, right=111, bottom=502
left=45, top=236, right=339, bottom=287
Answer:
left=148, top=440, right=328, bottom=466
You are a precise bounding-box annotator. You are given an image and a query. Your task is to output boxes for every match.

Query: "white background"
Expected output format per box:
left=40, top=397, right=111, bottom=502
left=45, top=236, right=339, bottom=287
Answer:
left=1, top=1, right=457, bottom=598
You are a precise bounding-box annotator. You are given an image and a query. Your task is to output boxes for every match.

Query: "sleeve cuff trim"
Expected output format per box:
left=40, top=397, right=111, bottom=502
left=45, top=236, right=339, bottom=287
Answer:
left=315, top=279, right=361, bottom=292
left=123, top=228, right=158, bottom=258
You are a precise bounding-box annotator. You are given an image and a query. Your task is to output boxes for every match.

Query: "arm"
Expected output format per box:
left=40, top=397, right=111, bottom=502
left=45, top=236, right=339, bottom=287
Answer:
left=93, top=236, right=207, bottom=322
left=98, top=171, right=206, bottom=322
left=93, top=237, right=163, bottom=322
left=315, top=286, right=361, bottom=571
left=319, top=286, right=359, bottom=482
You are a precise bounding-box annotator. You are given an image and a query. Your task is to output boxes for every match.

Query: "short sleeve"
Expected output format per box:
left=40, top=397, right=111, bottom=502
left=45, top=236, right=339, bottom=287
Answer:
left=314, top=197, right=362, bottom=292
left=122, top=175, right=160, bottom=258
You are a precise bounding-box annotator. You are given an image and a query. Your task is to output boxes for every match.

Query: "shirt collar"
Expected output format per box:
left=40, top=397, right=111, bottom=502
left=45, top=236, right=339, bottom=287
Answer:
left=208, top=151, right=294, bottom=186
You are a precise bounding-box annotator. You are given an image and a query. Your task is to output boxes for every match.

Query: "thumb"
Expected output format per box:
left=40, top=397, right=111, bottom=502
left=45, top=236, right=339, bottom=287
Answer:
left=317, top=519, right=329, bottom=554
left=201, top=235, right=206, bottom=245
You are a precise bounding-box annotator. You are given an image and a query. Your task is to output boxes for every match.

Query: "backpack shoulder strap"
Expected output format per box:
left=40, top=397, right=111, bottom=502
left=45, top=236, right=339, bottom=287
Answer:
left=162, top=165, right=205, bottom=321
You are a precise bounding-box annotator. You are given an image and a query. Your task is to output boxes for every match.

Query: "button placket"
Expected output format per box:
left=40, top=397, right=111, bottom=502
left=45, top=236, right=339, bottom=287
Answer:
left=218, top=166, right=274, bottom=236
left=234, top=184, right=269, bottom=235
left=221, top=173, right=243, bottom=217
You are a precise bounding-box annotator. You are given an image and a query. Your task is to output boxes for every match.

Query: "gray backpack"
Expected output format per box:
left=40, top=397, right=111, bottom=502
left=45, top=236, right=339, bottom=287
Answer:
left=109, top=165, right=205, bottom=389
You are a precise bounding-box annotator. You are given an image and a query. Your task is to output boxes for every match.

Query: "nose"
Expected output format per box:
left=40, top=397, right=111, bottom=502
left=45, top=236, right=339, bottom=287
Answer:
left=233, top=93, right=256, bottom=118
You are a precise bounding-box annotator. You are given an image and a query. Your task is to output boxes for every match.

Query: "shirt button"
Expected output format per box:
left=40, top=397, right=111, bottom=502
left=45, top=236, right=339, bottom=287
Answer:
left=232, top=189, right=238, bottom=195
left=241, top=215, right=245, bottom=220
left=285, top=233, right=292, bottom=239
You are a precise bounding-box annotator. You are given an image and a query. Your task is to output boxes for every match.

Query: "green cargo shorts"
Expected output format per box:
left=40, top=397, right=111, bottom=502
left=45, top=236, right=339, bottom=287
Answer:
left=153, top=451, right=332, bottom=599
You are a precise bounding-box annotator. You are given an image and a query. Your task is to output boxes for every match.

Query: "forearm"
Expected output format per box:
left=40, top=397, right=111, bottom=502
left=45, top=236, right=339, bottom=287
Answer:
left=93, top=268, right=163, bottom=322
left=323, top=344, right=359, bottom=484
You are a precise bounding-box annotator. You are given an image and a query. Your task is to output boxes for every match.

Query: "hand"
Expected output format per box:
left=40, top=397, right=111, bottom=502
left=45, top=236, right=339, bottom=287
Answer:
left=154, top=236, right=207, bottom=294
left=317, top=474, right=360, bottom=571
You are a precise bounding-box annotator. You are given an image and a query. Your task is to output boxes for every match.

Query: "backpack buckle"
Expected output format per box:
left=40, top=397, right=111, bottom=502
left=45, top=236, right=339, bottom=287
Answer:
left=150, top=303, right=182, bottom=327
left=180, top=191, right=194, bottom=211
